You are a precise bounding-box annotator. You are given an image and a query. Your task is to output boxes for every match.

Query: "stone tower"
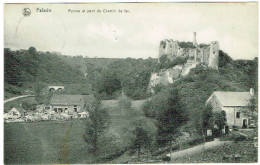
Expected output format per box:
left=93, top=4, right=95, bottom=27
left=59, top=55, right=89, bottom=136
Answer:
left=193, top=32, right=198, bottom=61
left=208, top=41, right=219, bottom=70
left=193, top=32, right=198, bottom=48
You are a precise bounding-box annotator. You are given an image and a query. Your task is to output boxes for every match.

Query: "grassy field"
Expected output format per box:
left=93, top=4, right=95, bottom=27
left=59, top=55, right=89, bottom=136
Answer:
left=102, top=99, right=146, bottom=110
left=4, top=120, right=95, bottom=164
left=4, top=99, right=147, bottom=164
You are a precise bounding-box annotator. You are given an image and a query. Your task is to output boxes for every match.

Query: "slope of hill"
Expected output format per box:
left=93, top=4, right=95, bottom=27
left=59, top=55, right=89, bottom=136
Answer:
left=144, top=53, right=257, bottom=134
left=4, top=47, right=90, bottom=98
left=59, top=56, right=158, bottom=100
left=88, top=57, right=158, bottom=100
left=59, top=55, right=123, bottom=74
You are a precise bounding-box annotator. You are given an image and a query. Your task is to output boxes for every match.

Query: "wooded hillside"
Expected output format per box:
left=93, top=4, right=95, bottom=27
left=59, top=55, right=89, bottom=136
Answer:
left=4, top=47, right=89, bottom=98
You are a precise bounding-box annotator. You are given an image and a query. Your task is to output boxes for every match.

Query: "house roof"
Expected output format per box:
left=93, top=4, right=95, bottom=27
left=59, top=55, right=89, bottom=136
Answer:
left=83, top=95, right=95, bottom=105
left=50, top=95, right=84, bottom=105
left=11, top=107, right=26, bottom=114
left=211, top=91, right=252, bottom=107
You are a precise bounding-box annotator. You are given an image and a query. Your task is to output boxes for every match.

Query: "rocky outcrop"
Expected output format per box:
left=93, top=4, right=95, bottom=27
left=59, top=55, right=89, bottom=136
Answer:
left=148, top=60, right=199, bottom=93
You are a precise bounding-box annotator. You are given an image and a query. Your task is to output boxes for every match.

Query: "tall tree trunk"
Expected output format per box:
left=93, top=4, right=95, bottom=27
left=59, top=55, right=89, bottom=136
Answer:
left=170, top=139, right=172, bottom=162
left=138, top=147, right=141, bottom=160
left=202, top=129, right=205, bottom=152
left=94, top=108, right=98, bottom=154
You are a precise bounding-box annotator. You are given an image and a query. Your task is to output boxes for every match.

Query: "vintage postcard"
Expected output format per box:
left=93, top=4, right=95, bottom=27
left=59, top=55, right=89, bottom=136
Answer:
left=3, top=2, right=258, bottom=164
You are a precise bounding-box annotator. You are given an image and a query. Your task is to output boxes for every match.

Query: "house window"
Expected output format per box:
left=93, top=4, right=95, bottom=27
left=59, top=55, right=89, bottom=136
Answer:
left=74, top=105, right=77, bottom=112
left=58, top=108, right=63, bottom=112
left=54, top=108, right=58, bottom=112
left=250, top=120, right=255, bottom=125
left=236, top=112, right=241, bottom=118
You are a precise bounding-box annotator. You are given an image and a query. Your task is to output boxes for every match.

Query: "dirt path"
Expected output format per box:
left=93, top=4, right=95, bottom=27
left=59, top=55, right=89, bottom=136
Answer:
left=59, top=122, right=73, bottom=163
left=4, top=95, right=35, bottom=104
left=167, top=139, right=233, bottom=160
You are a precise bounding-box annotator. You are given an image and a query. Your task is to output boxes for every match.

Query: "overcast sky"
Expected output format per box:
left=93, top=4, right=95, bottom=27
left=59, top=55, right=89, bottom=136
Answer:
left=4, top=3, right=258, bottom=60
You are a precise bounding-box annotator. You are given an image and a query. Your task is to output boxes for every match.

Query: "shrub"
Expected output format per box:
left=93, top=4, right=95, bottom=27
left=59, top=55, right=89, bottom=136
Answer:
left=183, top=76, right=194, bottom=82
left=159, top=54, right=168, bottom=63
left=234, top=134, right=247, bottom=143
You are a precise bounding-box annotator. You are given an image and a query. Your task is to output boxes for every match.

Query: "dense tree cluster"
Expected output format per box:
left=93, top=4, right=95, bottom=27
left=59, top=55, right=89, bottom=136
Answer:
left=142, top=88, right=188, bottom=146
left=87, top=57, right=158, bottom=100
left=84, top=99, right=110, bottom=154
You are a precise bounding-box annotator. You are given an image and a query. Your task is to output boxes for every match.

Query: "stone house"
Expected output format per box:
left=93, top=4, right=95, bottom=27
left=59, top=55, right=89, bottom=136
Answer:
left=206, top=89, right=255, bottom=129
left=7, top=107, right=26, bottom=119
left=50, top=94, right=94, bottom=115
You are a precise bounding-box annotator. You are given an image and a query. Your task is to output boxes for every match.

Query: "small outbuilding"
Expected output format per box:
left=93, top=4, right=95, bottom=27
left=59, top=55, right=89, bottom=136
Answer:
left=7, top=107, right=26, bottom=119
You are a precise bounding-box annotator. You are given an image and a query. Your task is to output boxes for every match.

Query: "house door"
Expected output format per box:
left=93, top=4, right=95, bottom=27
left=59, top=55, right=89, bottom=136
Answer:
left=224, top=125, right=229, bottom=134
left=242, top=119, right=248, bottom=128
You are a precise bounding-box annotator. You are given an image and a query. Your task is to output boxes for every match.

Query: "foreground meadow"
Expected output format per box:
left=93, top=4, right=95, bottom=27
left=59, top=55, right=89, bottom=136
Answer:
left=4, top=100, right=147, bottom=164
left=4, top=120, right=94, bottom=164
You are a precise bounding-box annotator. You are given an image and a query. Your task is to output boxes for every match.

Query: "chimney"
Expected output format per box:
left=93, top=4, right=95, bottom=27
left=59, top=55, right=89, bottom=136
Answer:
left=250, top=88, right=254, bottom=96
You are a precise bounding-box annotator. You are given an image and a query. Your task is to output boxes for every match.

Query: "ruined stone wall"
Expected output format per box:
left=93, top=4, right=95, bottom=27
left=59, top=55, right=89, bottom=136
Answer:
left=159, top=39, right=184, bottom=60
left=195, top=47, right=210, bottom=64
left=159, top=41, right=166, bottom=59
left=188, top=49, right=195, bottom=60
left=165, top=40, right=171, bottom=56
left=202, top=47, right=210, bottom=64
left=158, top=37, right=219, bottom=69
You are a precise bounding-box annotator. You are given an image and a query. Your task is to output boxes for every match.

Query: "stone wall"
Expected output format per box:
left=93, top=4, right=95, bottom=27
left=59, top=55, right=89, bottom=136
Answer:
left=223, top=107, right=249, bottom=128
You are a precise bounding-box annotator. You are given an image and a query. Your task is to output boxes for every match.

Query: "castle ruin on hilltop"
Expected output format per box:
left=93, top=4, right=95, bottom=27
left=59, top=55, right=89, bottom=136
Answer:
left=159, top=32, right=219, bottom=69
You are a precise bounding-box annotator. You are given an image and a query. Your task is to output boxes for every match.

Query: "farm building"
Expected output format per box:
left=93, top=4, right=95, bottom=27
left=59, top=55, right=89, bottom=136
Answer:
left=50, top=94, right=95, bottom=114
left=206, top=88, right=256, bottom=129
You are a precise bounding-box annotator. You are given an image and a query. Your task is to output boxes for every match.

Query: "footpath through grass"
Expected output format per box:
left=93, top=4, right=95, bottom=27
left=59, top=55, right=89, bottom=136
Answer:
left=171, top=140, right=257, bottom=163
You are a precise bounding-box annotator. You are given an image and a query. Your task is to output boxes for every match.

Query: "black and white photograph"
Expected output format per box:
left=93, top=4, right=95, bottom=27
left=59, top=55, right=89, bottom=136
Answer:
left=3, top=2, right=258, bottom=164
